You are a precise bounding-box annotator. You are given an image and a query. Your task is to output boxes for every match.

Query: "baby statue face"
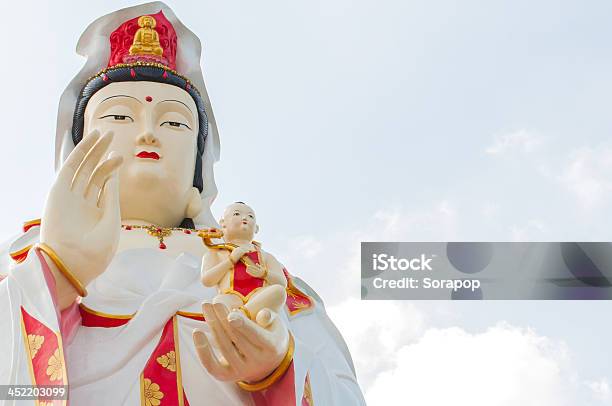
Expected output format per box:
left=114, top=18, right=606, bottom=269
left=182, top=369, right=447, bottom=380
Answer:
left=221, top=203, right=258, bottom=242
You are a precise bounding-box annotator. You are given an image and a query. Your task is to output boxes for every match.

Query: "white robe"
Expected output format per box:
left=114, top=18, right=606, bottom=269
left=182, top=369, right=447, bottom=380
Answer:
left=0, top=227, right=365, bottom=405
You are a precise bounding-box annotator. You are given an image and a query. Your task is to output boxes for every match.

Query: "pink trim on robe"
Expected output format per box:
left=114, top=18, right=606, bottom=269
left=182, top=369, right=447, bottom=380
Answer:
left=60, top=302, right=82, bottom=345
left=35, top=248, right=59, bottom=308
left=35, top=248, right=82, bottom=345
left=251, top=362, right=297, bottom=406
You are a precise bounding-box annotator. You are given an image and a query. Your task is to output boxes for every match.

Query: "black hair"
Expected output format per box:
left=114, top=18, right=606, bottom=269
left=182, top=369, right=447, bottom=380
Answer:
left=71, top=64, right=209, bottom=229
left=178, top=217, right=196, bottom=229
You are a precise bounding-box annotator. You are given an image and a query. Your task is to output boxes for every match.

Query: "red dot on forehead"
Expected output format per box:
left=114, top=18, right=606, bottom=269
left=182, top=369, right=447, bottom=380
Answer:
left=145, top=96, right=153, bottom=102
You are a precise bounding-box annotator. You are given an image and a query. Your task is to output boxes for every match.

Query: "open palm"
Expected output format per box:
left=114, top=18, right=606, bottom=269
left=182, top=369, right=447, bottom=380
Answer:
left=40, top=130, right=123, bottom=290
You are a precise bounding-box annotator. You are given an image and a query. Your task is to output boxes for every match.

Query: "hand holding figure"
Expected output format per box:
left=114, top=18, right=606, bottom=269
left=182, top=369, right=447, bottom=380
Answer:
left=192, top=303, right=290, bottom=385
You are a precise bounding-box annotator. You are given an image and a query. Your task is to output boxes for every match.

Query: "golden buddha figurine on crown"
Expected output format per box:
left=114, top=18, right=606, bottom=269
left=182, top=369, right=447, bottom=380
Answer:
left=129, top=15, right=163, bottom=56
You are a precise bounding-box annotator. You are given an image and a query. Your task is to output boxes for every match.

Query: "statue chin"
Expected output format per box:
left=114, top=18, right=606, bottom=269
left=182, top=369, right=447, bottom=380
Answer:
left=119, top=194, right=185, bottom=227
left=128, top=159, right=167, bottom=178
left=119, top=172, right=188, bottom=226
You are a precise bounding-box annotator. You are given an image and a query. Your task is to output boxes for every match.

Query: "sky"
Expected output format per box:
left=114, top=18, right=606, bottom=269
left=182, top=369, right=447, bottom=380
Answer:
left=1, top=1, right=612, bottom=404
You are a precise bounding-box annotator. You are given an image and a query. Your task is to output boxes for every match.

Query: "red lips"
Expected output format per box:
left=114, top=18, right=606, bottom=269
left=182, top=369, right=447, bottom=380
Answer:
left=136, top=151, right=160, bottom=160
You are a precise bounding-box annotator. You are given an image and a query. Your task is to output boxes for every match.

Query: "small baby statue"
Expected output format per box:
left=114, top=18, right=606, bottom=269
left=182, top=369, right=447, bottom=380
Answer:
left=200, top=202, right=287, bottom=323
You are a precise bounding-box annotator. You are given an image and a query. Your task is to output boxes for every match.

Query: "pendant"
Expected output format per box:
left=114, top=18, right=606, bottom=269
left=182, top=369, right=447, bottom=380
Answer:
left=121, top=224, right=199, bottom=250
left=146, top=226, right=172, bottom=249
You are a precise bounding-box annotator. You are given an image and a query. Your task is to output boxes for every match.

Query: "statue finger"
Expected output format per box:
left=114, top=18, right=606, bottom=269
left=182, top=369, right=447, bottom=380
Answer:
left=84, top=154, right=123, bottom=204
left=227, top=310, right=275, bottom=350
left=98, top=172, right=120, bottom=230
left=192, top=329, right=232, bottom=381
left=57, top=130, right=100, bottom=187
left=245, top=266, right=258, bottom=277
left=202, top=303, right=244, bottom=370
left=71, top=131, right=113, bottom=193
left=211, top=303, right=239, bottom=343
left=212, top=303, right=258, bottom=358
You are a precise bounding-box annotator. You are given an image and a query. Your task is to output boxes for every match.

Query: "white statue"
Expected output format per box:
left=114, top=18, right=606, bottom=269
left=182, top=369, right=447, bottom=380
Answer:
left=0, top=2, right=365, bottom=405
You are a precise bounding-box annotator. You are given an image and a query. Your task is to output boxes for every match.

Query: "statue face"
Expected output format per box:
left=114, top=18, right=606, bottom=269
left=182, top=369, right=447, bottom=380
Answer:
left=84, top=81, right=201, bottom=226
left=140, top=15, right=155, bottom=28
left=221, top=203, right=257, bottom=241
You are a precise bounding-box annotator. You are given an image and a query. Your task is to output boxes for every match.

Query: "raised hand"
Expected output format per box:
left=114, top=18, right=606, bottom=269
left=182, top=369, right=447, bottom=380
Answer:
left=229, top=244, right=255, bottom=264
left=40, top=130, right=123, bottom=304
left=245, top=264, right=266, bottom=278
left=192, top=303, right=290, bottom=385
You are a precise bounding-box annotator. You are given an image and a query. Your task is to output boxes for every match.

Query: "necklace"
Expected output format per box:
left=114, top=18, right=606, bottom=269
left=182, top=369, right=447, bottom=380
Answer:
left=121, top=224, right=197, bottom=249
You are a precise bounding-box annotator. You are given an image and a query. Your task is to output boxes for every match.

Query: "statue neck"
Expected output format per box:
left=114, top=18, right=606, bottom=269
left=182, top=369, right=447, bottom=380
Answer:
left=121, top=218, right=156, bottom=227
left=225, top=238, right=253, bottom=246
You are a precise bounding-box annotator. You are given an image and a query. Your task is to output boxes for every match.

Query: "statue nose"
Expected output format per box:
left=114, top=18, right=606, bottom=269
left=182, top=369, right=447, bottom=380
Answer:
left=138, top=131, right=159, bottom=146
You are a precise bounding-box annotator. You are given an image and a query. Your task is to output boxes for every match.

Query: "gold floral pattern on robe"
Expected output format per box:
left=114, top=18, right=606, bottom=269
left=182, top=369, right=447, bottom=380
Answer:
left=27, top=334, right=44, bottom=358
left=143, top=378, right=164, bottom=406
left=156, top=350, right=177, bottom=372
left=46, top=348, right=63, bottom=381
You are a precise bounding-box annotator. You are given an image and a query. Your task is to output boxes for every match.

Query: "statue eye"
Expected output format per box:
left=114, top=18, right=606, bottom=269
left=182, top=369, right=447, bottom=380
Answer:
left=99, top=114, right=134, bottom=122
left=248, top=214, right=254, bottom=219
left=161, top=121, right=191, bottom=130
left=233, top=212, right=240, bottom=216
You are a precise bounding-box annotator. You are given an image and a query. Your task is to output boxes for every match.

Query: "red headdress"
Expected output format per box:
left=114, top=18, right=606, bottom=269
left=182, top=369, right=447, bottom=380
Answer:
left=108, top=11, right=177, bottom=70
left=87, top=10, right=194, bottom=91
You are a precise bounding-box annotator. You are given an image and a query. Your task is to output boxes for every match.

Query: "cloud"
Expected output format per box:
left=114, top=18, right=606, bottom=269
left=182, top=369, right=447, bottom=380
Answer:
left=327, top=299, right=426, bottom=392
left=372, top=201, right=458, bottom=241
left=485, top=129, right=544, bottom=156
left=483, top=132, right=612, bottom=213
left=558, top=145, right=612, bottom=210
left=328, top=298, right=612, bottom=406
left=509, top=219, right=546, bottom=241
left=587, top=378, right=612, bottom=403
left=282, top=235, right=323, bottom=260
left=365, top=322, right=579, bottom=406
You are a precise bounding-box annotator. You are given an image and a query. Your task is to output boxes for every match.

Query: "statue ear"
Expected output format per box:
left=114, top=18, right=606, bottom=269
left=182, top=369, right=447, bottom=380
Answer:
left=185, top=187, right=202, bottom=219
left=255, top=224, right=260, bottom=234
left=219, top=218, right=225, bottom=228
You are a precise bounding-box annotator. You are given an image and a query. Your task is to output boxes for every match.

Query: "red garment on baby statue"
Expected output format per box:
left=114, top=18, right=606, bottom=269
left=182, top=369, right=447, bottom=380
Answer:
left=226, top=249, right=266, bottom=301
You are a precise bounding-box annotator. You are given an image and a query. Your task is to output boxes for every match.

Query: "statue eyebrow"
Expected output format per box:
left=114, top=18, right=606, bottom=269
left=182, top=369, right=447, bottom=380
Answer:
left=159, top=99, right=195, bottom=117
left=100, top=95, right=142, bottom=104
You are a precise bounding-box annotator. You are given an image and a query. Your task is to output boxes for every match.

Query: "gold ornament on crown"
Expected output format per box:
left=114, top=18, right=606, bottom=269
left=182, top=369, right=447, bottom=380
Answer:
left=129, top=15, right=164, bottom=57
